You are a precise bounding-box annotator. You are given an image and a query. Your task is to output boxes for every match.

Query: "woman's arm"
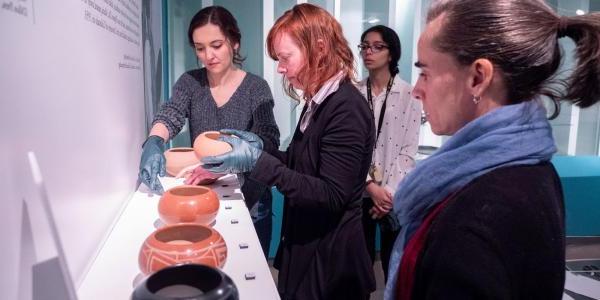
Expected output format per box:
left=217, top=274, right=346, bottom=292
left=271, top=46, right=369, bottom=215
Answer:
left=138, top=74, right=195, bottom=193
left=152, top=73, right=194, bottom=140
left=249, top=78, right=285, bottom=161
left=148, top=122, right=170, bottom=141
left=250, top=96, right=373, bottom=213
left=249, top=79, right=280, bottom=149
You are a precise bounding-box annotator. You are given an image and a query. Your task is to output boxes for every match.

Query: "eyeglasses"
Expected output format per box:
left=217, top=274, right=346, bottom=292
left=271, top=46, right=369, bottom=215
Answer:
left=358, top=43, right=389, bottom=54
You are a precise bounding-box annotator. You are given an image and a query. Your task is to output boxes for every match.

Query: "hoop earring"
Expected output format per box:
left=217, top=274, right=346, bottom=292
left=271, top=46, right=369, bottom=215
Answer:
left=472, top=95, right=481, bottom=104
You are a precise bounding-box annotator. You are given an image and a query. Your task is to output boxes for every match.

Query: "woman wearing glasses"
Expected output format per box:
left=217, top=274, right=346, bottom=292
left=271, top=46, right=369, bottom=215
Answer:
left=356, top=25, right=422, bottom=282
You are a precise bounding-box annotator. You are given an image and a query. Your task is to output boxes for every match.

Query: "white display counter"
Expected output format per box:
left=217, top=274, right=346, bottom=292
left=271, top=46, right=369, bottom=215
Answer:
left=77, top=175, right=279, bottom=300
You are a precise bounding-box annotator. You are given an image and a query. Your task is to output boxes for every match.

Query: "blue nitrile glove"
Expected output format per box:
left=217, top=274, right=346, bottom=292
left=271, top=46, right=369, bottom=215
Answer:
left=220, top=129, right=263, bottom=150
left=138, top=135, right=166, bottom=194
left=201, top=135, right=262, bottom=174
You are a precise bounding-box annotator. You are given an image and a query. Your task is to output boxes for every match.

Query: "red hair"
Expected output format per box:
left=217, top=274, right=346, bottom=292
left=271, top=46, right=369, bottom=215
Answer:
left=266, top=3, right=356, bottom=101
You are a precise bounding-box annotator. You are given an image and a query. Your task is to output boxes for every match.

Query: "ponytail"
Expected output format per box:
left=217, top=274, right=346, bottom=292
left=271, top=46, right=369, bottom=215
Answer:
left=558, top=14, right=600, bottom=108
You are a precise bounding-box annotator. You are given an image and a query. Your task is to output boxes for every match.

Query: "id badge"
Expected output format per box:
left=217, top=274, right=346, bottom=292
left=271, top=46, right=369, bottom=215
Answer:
left=369, top=165, right=383, bottom=184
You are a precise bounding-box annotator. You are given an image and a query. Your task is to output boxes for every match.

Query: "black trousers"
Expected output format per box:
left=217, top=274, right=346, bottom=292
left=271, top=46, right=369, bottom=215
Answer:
left=242, top=177, right=272, bottom=258
left=361, top=197, right=400, bottom=282
left=251, top=190, right=272, bottom=258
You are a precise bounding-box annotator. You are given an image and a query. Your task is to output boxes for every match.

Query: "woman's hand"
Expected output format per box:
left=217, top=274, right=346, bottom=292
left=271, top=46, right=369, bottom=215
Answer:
left=220, top=129, right=263, bottom=149
left=369, top=206, right=388, bottom=219
left=176, top=163, right=222, bottom=185
left=138, top=135, right=166, bottom=194
left=201, top=136, right=262, bottom=174
left=366, top=182, right=393, bottom=218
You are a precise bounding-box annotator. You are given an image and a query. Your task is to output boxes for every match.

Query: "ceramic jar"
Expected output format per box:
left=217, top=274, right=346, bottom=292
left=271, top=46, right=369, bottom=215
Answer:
left=193, top=131, right=233, bottom=160
left=138, top=224, right=228, bottom=275
left=158, top=185, right=219, bottom=225
left=131, top=264, right=238, bottom=300
left=164, top=147, right=200, bottom=177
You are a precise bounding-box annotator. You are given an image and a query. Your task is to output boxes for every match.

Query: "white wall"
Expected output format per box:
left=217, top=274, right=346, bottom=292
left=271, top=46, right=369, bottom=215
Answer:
left=0, top=0, right=145, bottom=298
left=339, top=0, right=364, bottom=79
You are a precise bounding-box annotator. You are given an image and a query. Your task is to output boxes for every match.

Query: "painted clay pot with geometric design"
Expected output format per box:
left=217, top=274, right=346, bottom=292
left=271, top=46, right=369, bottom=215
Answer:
left=193, top=131, right=233, bottom=160
left=164, top=147, right=200, bottom=177
left=138, top=223, right=228, bottom=275
left=158, top=185, right=219, bottom=226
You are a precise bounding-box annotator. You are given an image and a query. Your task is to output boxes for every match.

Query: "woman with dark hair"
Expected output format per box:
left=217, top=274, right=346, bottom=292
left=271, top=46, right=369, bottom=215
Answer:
left=202, top=3, right=376, bottom=299
left=385, top=0, right=600, bottom=299
left=137, top=6, right=279, bottom=257
left=356, top=25, right=421, bottom=283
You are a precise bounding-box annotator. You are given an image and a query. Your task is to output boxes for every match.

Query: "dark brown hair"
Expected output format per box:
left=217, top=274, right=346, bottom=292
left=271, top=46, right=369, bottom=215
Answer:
left=427, top=0, right=600, bottom=117
left=188, top=6, right=245, bottom=66
left=266, top=3, right=356, bottom=101
left=361, top=25, right=401, bottom=76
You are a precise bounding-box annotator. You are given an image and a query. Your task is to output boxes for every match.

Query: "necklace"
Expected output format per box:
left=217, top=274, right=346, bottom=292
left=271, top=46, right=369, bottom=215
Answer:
left=366, top=75, right=394, bottom=184
left=366, top=75, right=394, bottom=146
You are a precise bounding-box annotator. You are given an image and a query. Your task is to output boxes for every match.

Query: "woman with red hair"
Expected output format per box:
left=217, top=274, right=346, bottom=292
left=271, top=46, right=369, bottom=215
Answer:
left=202, top=3, right=376, bottom=299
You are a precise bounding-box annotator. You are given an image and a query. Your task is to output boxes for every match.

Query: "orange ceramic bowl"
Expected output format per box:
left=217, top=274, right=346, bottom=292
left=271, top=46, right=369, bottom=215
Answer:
left=164, top=147, right=200, bottom=177
left=193, top=131, right=233, bottom=160
left=158, top=185, right=219, bottom=225
left=138, top=223, right=227, bottom=275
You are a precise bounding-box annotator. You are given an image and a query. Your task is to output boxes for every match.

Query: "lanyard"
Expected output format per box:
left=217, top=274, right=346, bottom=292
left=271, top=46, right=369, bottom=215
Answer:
left=367, top=76, right=394, bottom=146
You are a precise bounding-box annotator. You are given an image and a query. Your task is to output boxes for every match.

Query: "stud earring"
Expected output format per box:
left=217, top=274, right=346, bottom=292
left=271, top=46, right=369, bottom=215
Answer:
left=472, top=95, right=481, bottom=104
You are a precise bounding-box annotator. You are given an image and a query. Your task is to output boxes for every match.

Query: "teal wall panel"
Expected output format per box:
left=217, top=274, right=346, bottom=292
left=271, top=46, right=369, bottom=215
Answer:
left=552, top=156, right=600, bottom=236
left=270, top=188, right=284, bottom=258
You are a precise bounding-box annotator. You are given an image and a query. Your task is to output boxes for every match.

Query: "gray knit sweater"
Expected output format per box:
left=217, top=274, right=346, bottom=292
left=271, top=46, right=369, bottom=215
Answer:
left=153, top=68, right=279, bottom=148
left=153, top=68, right=280, bottom=210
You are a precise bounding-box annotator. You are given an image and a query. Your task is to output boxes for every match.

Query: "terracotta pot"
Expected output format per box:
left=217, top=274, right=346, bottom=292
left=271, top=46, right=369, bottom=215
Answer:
left=132, top=264, right=238, bottom=300
left=164, top=147, right=200, bottom=177
left=138, top=224, right=228, bottom=275
left=193, top=131, right=233, bottom=160
left=158, top=185, right=219, bottom=225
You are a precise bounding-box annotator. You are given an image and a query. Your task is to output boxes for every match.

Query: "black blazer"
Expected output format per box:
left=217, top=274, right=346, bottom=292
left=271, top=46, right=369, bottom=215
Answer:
left=252, top=81, right=376, bottom=299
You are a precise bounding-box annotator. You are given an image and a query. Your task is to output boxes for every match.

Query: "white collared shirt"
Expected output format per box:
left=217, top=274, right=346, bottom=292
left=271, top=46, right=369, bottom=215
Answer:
left=299, top=71, right=345, bottom=133
left=355, top=74, right=422, bottom=194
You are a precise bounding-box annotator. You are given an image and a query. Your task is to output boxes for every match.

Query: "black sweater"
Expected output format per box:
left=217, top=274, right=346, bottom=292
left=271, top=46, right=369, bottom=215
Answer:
left=412, top=163, right=565, bottom=300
